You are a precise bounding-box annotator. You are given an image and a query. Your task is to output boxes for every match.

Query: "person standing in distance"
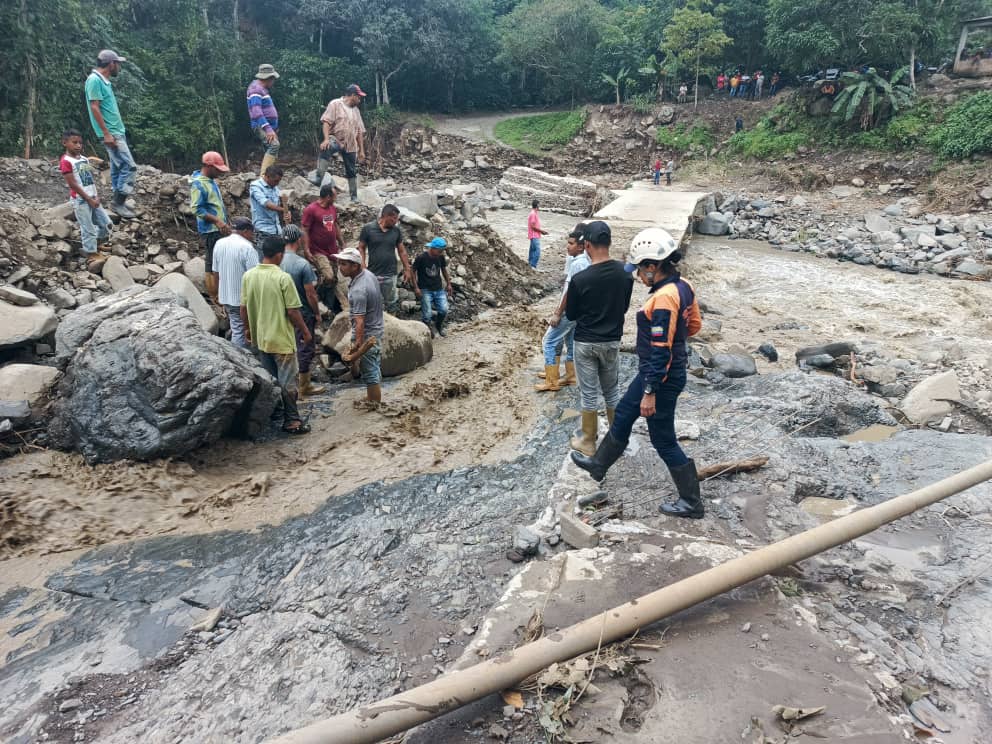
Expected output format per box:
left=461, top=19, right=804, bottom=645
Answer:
left=85, top=50, right=136, bottom=219
left=311, top=83, right=368, bottom=203
left=564, top=221, right=633, bottom=456
left=527, top=200, right=549, bottom=269
left=247, top=64, right=281, bottom=176
left=571, top=228, right=704, bottom=519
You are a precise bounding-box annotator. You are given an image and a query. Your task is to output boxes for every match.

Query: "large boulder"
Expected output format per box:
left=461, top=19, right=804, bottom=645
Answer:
left=900, top=371, right=960, bottom=425
left=0, top=363, right=59, bottom=418
left=50, top=287, right=277, bottom=464
left=697, top=212, right=730, bottom=236
left=392, top=192, right=439, bottom=218
left=710, top=353, right=757, bottom=378
left=321, top=312, right=432, bottom=378
left=156, top=272, right=219, bottom=334
left=0, top=300, right=58, bottom=350
left=102, top=256, right=136, bottom=291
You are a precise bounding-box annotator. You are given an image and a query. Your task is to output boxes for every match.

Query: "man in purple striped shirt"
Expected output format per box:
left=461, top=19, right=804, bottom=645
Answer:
left=247, top=64, right=280, bottom=175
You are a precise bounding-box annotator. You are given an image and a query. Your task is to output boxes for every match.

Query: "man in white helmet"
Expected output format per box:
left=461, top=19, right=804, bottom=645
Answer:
left=571, top=227, right=705, bottom=519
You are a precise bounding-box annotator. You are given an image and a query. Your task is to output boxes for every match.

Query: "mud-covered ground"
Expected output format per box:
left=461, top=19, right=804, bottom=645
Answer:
left=2, top=139, right=992, bottom=742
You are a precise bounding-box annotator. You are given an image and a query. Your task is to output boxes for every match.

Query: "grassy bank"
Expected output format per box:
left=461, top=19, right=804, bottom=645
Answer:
left=493, top=110, right=587, bottom=155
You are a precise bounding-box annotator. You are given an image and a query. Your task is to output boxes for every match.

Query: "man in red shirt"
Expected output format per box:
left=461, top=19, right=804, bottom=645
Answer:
left=301, top=184, right=349, bottom=311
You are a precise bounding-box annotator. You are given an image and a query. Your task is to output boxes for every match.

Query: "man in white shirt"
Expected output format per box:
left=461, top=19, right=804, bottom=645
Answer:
left=212, top=217, right=259, bottom=347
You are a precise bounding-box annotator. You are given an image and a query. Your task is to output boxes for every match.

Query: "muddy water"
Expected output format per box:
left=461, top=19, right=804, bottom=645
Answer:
left=688, top=237, right=992, bottom=364
left=841, top=424, right=901, bottom=442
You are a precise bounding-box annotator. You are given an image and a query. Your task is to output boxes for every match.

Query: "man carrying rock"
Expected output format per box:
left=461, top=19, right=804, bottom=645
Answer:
left=412, top=237, right=453, bottom=338
left=535, top=224, right=589, bottom=392
left=250, top=165, right=287, bottom=254
left=358, top=204, right=412, bottom=311
left=247, top=64, right=280, bottom=176
left=280, top=225, right=326, bottom=397
left=240, top=236, right=311, bottom=435
left=211, top=217, right=257, bottom=347
left=301, top=184, right=348, bottom=312
left=189, top=151, right=232, bottom=305
left=311, top=83, right=368, bottom=203
left=527, top=200, right=549, bottom=269
left=85, top=50, right=136, bottom=219
left=565, top=221, right=633, bottom=456
left=333, top=247, right=384, bottom=405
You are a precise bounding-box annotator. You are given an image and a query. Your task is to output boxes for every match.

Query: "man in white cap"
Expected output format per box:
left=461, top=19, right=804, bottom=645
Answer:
left=311, top=83, right=368, bottom=203
left=85, top=50, right=136, bottom=219
left=333, top=247, right=384, bottom=405
left=247, top=64, right=281, bottom=175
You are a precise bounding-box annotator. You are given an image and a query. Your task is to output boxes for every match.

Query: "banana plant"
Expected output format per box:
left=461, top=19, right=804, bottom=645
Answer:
left=831, top=67, right=915, bottom=131
left=601, top=67, right=630, bottom=106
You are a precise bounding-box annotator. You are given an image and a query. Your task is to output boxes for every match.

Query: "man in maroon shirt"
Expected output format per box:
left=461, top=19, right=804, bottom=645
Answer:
left=301, top=183, right=348, bottom=311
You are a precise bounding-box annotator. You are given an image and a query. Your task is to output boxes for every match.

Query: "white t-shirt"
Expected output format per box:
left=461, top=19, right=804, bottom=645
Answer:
left=59, top=153, right=98, bottom=199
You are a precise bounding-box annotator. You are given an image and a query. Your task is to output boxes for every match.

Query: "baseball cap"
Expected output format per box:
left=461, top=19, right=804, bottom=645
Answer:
left=283, top=224, right=303, bottom=242
left=255, top=64, right=280, bottom=80
left=232, top=217, right=254, bottom=231
left=332, top=247, right=363, bottom=264
left=345, top=84, right=367, bottom=97
left=97, top=50, right=127, bottom=64
left=201, top=151, right=229, bottom=172
left=425, top=237, right=447, bottom=250
left=582, top=220, right=611, bottom=246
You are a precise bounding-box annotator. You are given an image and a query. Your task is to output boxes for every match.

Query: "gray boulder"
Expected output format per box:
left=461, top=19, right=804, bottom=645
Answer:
left=0, top=363, right=59, bottom=418
left=50, top=287, right=277, bottom=464
left=698, top=212, right=730, bottom=236
left=156, top=272, right=219, bottom=334
left=711, top=353, right=757, bottom=378
left=900, top=371, right=959, bottom=425
left=322, top=312, right=433, bottom=378
left=864, top=213, right=891, bottom=233
left=102, top=256, right=135, bottom=291
left=392, top=192, right=439, bottom=218
left=0, top=300, right=58, bottom=350
left=0, top=285, right=39, bottom=306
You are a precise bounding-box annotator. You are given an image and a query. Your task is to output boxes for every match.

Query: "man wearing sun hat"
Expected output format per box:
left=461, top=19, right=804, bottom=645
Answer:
left=333, top=247, right=385, bottom=405
left=190, top=151, right=232, bottom=305
left=412, top=237, right=454, bottom=338
left=85, top=50, right=137, bottom=219
left=311, top=83, right=368, bottom=202
left=247, top=64, right=281, bottom=175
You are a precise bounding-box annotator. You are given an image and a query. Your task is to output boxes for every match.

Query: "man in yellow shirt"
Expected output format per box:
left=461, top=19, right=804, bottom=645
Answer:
left=241, top=236, right=313, bottom=435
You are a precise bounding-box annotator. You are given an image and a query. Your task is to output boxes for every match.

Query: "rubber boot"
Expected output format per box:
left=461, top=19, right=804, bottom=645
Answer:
left=571, top=431, right=627, bottom=481
left=561, top=361, right=577, bottom=386
left=260, top=152, right=277, bottom=177
left=299, top=372, right=326, bottom=397
left=348, top=177, right=359, bottom=203
left=537, top=356, right=560, bottom=379
left=205, top=273, right=219, bottom=305
left=569, top=410, right=599, bottom=456
left=534, top=365, right=561, bottom=392
left=606, top=407, right=615, bottom=427
left=660, top=459, right=704, bottom=519
left=435, top=312, right=447, bottom=338
left=310, top=157, right=329, bottom=187
left=422, top=319, right=436, bottom=339
left=111, top=191, right=135, bottom=219
left=367, top=383, right=382, bottom=404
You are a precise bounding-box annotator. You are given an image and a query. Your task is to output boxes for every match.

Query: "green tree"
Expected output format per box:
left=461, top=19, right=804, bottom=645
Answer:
left=831, top=67, right=914, bottom=130
left=661, top=1, right=732, bottom=108
left=601, top=67, right=630, bottom=105
left=356, top=2, right=418, bottom=106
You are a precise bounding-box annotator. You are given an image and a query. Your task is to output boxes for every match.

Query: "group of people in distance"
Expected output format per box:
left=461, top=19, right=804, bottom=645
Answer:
left=535, top=221, right=707, bottom=519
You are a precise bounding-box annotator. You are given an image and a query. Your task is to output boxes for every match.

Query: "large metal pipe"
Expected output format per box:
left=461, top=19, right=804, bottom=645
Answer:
left=269, top=459, right=992, bottom=744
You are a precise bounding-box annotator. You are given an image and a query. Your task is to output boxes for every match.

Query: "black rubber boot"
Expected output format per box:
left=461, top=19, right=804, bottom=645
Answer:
left=660, top=459, right=704, bottom=519
left=570, top=431, right=627, bottom=481
left=435, top=312, right=447, bottom=337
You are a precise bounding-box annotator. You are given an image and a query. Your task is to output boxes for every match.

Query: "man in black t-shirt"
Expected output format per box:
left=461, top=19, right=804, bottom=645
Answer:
left=412, top=237, right=453, bottom=337
left=565, top=221, right=634, bottom=456
left=357, top=203, right=412, bottom=310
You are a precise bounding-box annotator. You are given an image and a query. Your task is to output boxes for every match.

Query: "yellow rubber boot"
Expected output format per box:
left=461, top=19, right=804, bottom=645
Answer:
left=606, top=408, right=615, bottom=427
left=561, top=361, right=577, bottom=386
left=534, top=365, right=562, bottom=392
left=260, top=152, right=277, bottom=176
left=570, top=410, right=599, bottom=456
left=537, top=356, right=560, bottom=379
left=299, top=372, right=326, bottom=397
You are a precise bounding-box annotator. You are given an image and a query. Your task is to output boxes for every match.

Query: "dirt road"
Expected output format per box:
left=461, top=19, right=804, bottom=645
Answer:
left=433, top=108, right=564, bottom=143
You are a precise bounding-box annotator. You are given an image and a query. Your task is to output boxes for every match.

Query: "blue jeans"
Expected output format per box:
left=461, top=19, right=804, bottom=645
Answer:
left=356, top=335, right=383, bottom=385
left=420, top=289, right=449, bottom=324
left=611, top=372, right=689, bottom=468
left=105, top=134, right=136, bottom=195
left=253, top=126, right=280, bottom=157
left=528, top=238, right=541, bottom=268
left=71, top=197, right=111, bottom=255
left=225, top=304, right=247, bottom=348
left=542, top=318, right=576, bottom=365
left=653, top=170, right=661, bottom=185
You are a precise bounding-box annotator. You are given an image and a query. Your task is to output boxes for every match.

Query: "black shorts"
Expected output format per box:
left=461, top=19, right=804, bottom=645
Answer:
left=201, top=231, right=223, bottom=272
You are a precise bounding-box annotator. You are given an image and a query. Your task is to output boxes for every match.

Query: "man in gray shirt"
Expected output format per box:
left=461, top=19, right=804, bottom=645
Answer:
left=357, top=203, right=412, bottom=310
left=280, top=225, right=325, bottom=398
left=334, top=247, right=384, bottom=404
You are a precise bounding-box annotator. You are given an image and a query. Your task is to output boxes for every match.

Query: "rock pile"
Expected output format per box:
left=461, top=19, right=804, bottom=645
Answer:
left=50, top=286, right=277, bottom=463
left=701, top=190, right=992, bottom=279
left=381, top=125, right=533, bottom=183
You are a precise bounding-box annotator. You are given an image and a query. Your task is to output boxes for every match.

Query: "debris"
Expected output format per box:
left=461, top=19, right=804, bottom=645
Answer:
left=189, top=607, right=223, bottom=633
left=909, top=698, right=951, bottom=733
left=696, top=457, right=769, bottom=480
left=500, top=690, right=523, bottom=709
left=59, top=698, right=83, bottom=713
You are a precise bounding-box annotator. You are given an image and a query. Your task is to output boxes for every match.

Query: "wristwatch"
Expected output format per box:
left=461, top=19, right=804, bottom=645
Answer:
left=643, top=383, right=656, bottom=395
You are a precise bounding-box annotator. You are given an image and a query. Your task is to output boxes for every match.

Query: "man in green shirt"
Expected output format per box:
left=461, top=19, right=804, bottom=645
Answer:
left=84, top=50, right=137, bottom=220
left=240, top=236, right=313, bottom=435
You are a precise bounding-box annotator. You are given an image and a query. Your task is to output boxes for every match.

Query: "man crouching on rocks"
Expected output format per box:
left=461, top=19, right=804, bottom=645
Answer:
left=333, top=247, right=385, bottom=405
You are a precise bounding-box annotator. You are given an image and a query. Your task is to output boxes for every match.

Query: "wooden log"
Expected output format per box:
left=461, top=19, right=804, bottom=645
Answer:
left=696, top=456, right=769, bottom=480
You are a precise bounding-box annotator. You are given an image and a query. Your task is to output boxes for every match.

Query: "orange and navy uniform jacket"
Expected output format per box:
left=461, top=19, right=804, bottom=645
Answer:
left=635, top=272, right=703, bottom=385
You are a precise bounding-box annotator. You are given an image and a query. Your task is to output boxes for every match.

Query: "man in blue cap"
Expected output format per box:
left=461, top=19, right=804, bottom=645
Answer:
left=412, top=237, right=453, bottom=338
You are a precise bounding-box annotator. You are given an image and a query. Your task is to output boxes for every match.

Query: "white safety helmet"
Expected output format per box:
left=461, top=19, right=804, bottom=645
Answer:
left=625, top=227, right=679, bottom=273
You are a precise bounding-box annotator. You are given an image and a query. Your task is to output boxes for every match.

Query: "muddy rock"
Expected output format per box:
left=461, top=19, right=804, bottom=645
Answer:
left=900, top=371, right=960, bottom=425
left=0, top=363, right=59, bottom=416
left=0, top=285, right=39, bottom=306
left=50, top=286, right=277, bottom=463
left=102, top=256, right=135, bottom=291
left=0, top=299, right=58, bottom=350
left=698, top=212, right=730, bottom=236
left=156, top=272, right=218, bottom=334
left=711, top=352, right=757, bottom=378
left=321, top=312, right=433, bottom=378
